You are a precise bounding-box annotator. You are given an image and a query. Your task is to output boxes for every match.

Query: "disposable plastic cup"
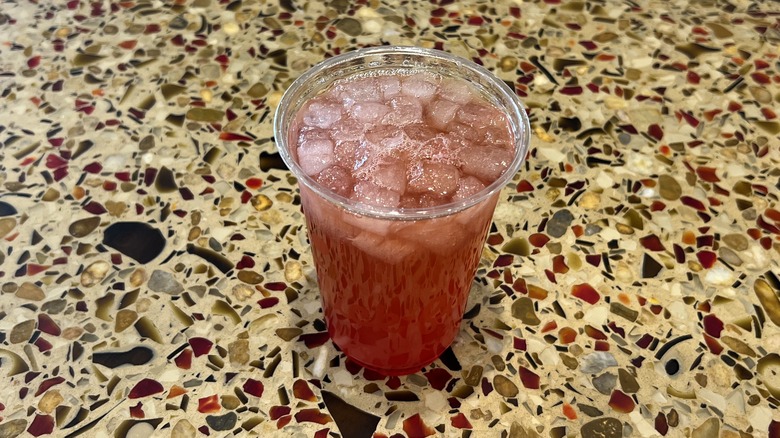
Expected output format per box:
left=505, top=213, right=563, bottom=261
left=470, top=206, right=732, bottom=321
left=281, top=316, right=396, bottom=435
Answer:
left=274, top=46, right=530, bottom=375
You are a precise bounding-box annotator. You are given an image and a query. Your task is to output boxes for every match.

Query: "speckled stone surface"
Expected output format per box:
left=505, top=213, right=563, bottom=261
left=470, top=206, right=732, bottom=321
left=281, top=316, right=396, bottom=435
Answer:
left=1, top=0, right=780, bottom=437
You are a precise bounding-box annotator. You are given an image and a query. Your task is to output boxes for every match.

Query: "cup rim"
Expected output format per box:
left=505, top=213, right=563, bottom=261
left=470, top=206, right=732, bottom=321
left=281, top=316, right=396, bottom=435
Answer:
left=273, top=45, right=531, bottom=220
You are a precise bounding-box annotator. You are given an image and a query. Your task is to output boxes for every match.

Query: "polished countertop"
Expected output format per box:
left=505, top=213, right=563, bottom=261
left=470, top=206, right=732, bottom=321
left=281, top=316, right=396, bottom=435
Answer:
left=1, top=0, right=780, bottom=437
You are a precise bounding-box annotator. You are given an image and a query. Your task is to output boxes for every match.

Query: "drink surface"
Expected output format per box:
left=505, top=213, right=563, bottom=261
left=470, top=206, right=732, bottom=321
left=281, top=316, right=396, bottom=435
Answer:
left=292, top=71, right=516, bottom=374
left=293, top=71, right=516, bottom=209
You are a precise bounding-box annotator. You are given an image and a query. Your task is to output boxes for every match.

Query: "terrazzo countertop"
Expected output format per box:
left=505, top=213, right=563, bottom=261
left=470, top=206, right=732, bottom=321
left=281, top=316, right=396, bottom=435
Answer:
left=1, top=0, right=780, bottom=437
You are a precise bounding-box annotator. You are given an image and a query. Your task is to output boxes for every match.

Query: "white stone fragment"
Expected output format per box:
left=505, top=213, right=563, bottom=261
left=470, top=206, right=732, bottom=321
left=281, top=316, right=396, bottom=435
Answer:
left=126, top=422, right=155, bottom=438
left=704, top=266, right=734, bottom=286
left=539, top=347, right=559, bottom=366
left=210, top=226, right=231, bottom=242
left=103, top=154, right=127, bottom=171
left=625, top=151, right=655, bottom=176
left=525, top=338, right=546, bottom=354
left=356, top=7, right=381, bottom=18
left=223, top=21, right=240, bottom=35
left=364, top=19, right=382, bottom=34
left=158, top=368, right=181, bottom=383
left=580, top=351, right=618, bottom=374
left=600, top=227, right=621, bottom=242
left=639, top=188, right=656, bottom=198
left=604, top=96, right=627, bottom=109
left=583, top=305, right=609, bottom=326
left=629, top=412, right=659, bottom=437
left=697, top=388, right=727, bottom=413
left=726, top=389, right=746, bottom=414
left=332, top=369, right=353, bottom=387
left=743, top=244, right=769, bottom=271
left=651, top=390, right=668, bottom=405
left=484, top=334, right=505, bottom=354
left=424, top=391, right=448, bottom=412
left=748, top=405, right=772, bottom=431
left=311, top=347, right=329, bottom=378
left=538, top=147, right=566, bottom=162
left=625, top=56, right=654, bottom=69
left=595, top=171, right=614, bottom=189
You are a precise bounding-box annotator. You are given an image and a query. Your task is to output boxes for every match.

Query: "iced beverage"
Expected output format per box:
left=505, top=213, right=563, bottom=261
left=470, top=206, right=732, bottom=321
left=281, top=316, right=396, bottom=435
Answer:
left=275, top=47, right=530, bottom=375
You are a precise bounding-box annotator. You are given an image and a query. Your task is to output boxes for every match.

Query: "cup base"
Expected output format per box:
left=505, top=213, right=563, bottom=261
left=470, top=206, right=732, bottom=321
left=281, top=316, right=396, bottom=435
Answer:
left=341, top=354, right=433, bottom=377
left=333, top=337, right=446, bottom=376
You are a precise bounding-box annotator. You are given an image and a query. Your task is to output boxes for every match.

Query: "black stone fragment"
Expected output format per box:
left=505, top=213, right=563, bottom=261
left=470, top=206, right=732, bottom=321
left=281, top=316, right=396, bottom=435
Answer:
left=279, top=0, right=296, bottom=11
left=463, top=304, right=481, bottom=319
left=259, top=151, right=288, bottom=172
left=206, top=412, right=237, bottom=431
left=641, top=253, right=663, bottom=278
left=92, top=346, right=154, bottom=368
left=186, top=244, right=234, bottom=273
left=0, top=201, right=17, bottom=216
left=103, top=222, right=166, bottom=264
left=438, top=346, right=462, bottom=371
left=384, top=391, right=419, bottom=401
left=63, top=407, right=89, bottom=429
left=71, top=139, right=94, bottom=159
left=559, top=117, right=582, bottom=132
left=155, top=166, right=178, bottom=193
left=665, top=359, right=680, bottom=376
left=70, top=342, right=84, bottom=361
left=322, top=390, right=380, bottom=438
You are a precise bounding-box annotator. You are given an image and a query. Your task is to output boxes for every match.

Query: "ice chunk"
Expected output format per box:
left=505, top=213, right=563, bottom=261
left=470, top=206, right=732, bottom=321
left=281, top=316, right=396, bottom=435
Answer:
left=303, top=102, right=342, bottom=128
left=341, top=210, right=392, bottom=236
left=338, top=76, right=380, bottom=103
left=407, top=161, right=459, bottom=197
left=397, top=218, right=467, bottom=256
left=298, top=138, right=335, bottom=175
left=402, top=129, right=459, bottom=166
left=378, top=76, right=401, bottom=98
left=384, top=96, right=423, bottom=125
left=452, top=176, right=486, bottom=201
left=447, top=122, right=483, bottom=143
left=334, top=140, right=364, bottom=171
left=315, top=165, right=353, bottom=197
left=403, top=123, right=439, bottom=143
left=351, top=232, right=417, bottom=264
left=351, top=180, right=400, bottom=208
left=401, top=74, right=437, bottom=101
left=482, top=125, right=513, bottom=148
left=441, top=77, right=474, bottom=104
left=427, top=99, right=460, bottom=129
left=298, top=126, right=330, bottom=143
left=459, top=146, right=513, bottom=182
left=456, top=102, right=504, bottom=130
left=371, top=161, right=407, bottom=194
left=349, top=102, right=390, bottom=123
left=331, top=118, right=364, bottom=142
left=364, top=125, right=407, bottom=153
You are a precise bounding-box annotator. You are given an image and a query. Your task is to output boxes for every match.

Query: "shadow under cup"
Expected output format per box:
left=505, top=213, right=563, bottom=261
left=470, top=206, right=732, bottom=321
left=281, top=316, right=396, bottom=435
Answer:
left=274, top=46, right=531, bottom=375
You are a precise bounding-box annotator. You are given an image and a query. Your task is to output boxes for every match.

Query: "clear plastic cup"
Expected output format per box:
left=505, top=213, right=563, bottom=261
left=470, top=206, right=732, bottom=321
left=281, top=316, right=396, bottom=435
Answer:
left=274, top=46, right=530, bottom=375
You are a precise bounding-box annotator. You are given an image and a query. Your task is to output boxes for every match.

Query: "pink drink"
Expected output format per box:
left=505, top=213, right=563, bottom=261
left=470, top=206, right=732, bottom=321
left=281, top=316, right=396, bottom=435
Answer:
left=275, top=47, right=530, bottom=375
